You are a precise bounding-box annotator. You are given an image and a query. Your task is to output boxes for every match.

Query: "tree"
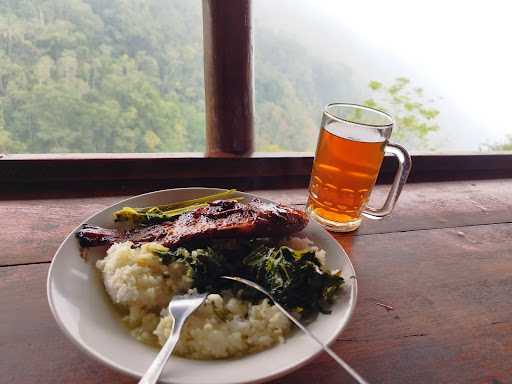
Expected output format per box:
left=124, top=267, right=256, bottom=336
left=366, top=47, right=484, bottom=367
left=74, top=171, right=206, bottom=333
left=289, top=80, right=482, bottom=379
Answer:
left=481, top=135, right=512, bottom=151
left=0, top=0, right=205, bottom=153
left=364, top=77, right=440, bottom=150
left=0, top=1, right=442, bottom=155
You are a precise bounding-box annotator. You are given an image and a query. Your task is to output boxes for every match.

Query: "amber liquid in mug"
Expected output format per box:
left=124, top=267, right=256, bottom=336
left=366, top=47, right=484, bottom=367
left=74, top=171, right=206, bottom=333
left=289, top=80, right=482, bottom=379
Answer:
left=307, top=124, right=385, bottom=224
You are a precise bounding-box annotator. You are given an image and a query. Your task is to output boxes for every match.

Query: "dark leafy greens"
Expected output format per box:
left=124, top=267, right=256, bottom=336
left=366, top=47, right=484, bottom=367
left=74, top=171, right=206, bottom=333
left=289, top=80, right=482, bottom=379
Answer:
left=242, top=245, right=344, bottom=317
left=154, top=246, right=234, bottom=292
left=153, top=240, right=344, bottom=319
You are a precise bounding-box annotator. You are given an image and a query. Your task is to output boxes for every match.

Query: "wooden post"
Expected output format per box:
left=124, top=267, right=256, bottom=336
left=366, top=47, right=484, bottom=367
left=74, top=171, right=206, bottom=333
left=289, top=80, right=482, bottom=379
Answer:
left=202, top=0, right=254, bottom=156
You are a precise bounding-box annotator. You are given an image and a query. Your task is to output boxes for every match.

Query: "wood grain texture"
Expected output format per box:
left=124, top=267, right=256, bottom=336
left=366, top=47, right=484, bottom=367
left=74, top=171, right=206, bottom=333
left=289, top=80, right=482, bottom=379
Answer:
left=2, top=153, right=512, bottom=191
left=0, top=155, right=311, bottom=183
left=2, top=180, right=512, bottom=266
left=2, top=223, right=511, bottom=384
left=203, top=0, right=254, bottom=155
left=276, top=223, right=512, bottom=384
left=357, top=178, right=512, bottom=235
left=0, top=263, right=134, bottom=384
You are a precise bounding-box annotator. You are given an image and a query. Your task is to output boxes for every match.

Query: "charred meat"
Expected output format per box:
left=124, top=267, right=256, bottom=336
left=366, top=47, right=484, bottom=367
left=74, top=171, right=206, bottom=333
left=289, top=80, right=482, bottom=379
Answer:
left=77, top=199, right=308, bottom=249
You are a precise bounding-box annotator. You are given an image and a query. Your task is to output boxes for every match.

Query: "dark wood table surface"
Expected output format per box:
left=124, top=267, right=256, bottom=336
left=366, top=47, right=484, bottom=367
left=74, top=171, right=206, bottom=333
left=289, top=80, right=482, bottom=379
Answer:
left=1, top=179, right=511, bottom=384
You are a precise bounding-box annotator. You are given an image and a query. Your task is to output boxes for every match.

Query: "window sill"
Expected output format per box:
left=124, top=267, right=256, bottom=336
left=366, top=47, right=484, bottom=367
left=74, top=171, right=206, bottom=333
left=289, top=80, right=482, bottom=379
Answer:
left=1, top=152, right=511, bottom=196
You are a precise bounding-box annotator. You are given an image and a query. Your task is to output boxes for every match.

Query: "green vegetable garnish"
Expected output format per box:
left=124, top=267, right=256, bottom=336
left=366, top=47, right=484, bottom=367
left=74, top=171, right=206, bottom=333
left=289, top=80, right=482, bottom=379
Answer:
left=113, top=189, right=241, bottom=224
left=154, top=246, right=233, bottom=293
left=242, top=245, right=344, bottom=318
left=153, top=239, right=344, bottom=320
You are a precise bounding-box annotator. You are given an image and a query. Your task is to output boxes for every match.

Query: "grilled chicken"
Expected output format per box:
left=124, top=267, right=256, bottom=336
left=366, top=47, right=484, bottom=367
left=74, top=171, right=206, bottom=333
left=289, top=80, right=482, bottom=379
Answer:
left=77, top=199, right=308, bottom=249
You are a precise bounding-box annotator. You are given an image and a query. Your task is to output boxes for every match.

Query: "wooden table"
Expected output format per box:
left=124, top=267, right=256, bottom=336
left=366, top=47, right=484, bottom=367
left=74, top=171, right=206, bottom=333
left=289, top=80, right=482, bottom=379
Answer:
left=1, top=179, right=511, bottom=383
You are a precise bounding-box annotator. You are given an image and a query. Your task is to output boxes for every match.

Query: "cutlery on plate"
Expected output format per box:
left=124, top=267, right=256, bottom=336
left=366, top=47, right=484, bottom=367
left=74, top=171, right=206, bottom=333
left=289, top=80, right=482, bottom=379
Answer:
left=138, top=292, right=208, bottom=384
left=222, top=276, right=369, bottom=384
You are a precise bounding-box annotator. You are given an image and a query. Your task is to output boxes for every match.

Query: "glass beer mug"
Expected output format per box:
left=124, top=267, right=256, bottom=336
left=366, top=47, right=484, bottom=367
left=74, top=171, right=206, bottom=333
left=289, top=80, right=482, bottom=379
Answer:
left=306, top=103, right=412, bottom=232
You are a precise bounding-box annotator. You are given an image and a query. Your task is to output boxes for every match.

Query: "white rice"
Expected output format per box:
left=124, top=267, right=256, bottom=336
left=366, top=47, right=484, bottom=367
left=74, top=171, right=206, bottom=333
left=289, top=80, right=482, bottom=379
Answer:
left=154, top=294, right=290, bottom=359
left=96, top=237, right=324, bottom=359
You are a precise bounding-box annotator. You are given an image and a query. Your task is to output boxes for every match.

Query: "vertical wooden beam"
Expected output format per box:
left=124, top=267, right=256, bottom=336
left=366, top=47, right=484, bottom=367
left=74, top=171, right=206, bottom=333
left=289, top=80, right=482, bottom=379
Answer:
left=202, top=0, right=254, bottom=156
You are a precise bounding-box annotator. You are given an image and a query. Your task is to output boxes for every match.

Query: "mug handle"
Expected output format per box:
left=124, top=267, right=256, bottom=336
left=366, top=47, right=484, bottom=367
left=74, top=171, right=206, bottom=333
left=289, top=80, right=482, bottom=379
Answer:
left=362, top=142, right=411, bottom=219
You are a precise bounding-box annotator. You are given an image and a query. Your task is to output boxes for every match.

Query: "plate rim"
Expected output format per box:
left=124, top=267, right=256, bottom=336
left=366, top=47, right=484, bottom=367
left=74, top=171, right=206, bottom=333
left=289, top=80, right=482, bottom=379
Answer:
left=47, top=187, right=358, bottom=384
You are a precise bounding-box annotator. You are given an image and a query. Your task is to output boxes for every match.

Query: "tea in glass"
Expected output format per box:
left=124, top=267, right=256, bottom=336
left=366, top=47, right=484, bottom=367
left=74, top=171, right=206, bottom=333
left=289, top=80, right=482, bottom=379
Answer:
left=306, top=103, right=411, bottom=232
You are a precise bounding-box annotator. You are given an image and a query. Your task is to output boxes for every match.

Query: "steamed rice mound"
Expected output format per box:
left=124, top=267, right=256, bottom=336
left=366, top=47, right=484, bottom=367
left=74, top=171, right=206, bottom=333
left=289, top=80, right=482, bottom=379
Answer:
left=96, top=241, right=292, bottom=359
left=96, top=242, right=191, bottom=308
left=155, top=294, right=291, bottom=359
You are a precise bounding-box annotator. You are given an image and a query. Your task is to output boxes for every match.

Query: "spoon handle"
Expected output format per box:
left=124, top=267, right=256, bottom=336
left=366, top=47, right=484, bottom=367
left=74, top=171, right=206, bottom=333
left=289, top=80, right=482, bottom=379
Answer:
left=271, top=299, right=369, bottom=384
left=138, top=320, right=183, bottom=384
left=222, top=276, right=369, bottom=384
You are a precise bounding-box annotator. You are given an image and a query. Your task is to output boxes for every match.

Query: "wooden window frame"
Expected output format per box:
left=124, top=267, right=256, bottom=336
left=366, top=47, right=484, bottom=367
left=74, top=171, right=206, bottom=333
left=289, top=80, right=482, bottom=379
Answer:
left=1, top=152, right=511, bottom=194
left=1, top=0, right=511, bottom=193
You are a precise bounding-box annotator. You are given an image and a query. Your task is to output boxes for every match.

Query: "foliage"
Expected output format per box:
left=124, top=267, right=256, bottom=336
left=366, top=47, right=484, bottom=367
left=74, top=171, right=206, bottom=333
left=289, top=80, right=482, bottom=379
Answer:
left=0, top=1, right=437, bottom=154
left=154, top=241, right=344, bottom=318
left=364, top=77, right=440, bottom=149
left=156, top=246, right=231, bottom=293
left=0, top=0, right=204, bottom=153
left=242, top=245, right=344, bottom=317
left=480, top=134, right=512, bottom=151
left=253, top=28, right=356, bottom=152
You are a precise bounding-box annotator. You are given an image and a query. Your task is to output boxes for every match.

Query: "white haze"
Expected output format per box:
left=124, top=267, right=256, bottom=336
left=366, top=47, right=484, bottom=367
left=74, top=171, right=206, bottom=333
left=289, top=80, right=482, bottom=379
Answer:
left=255, top=0, right=512, bottom=150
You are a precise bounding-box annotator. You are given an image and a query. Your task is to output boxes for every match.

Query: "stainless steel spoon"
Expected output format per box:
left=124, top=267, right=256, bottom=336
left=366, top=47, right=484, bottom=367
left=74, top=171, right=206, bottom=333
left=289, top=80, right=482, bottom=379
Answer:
left=222, top=276, right=369, bottom=384
left=138, top=292, right=208, bottom=384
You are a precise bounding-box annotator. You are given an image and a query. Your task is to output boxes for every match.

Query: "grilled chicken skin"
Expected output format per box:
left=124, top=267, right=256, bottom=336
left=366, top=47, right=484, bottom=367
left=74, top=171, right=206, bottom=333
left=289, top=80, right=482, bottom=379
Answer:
left=76, top=199, right=308, bottom=249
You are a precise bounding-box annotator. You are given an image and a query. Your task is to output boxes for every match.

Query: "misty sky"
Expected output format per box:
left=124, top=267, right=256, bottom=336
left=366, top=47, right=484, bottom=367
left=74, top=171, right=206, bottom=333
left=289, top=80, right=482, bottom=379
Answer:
left=256, top=0, right=512, bottom=150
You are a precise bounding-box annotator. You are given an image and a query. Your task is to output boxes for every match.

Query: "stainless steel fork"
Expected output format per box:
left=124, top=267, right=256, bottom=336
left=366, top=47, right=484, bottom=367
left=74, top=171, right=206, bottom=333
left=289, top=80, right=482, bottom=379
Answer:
left=138, top=292, right=208, bottom=384
left=222, top=276, right=369, bottom=384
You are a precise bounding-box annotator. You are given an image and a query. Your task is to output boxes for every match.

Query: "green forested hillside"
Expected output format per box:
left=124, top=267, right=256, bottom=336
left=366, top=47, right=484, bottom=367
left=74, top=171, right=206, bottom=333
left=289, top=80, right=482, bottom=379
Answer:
left=254, top=28, right=357, bottom=151
left=0, top=0, right=362, bottom=153
left=1, top=0, right=437, bottom=154
left=0, top=0, right=206, bottom=153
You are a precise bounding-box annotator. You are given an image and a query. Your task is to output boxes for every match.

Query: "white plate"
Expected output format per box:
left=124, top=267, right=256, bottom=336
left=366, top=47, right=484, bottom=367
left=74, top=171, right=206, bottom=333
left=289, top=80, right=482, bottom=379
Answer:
left=47, top=188, right=357, bottom=384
